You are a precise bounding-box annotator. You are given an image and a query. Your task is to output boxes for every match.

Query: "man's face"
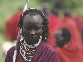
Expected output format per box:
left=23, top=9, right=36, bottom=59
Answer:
left=22, top=14, right=43, bottom=45
left=55, top=30, right=65, bottom=47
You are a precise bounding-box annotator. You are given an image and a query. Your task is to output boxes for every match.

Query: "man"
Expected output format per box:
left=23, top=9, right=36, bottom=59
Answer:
left=4, top=8, right=58, bottom=62
left=47, top=9, right=83, bottom=62
left=55, top=28, right=82, bottom=62
left=47, top=8, right=82, bottom=48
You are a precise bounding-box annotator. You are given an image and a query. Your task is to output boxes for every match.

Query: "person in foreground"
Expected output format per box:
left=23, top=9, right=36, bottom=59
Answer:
left=4, top=8, right=58, bottom=62
left=55, top=28, right=82, bottom=62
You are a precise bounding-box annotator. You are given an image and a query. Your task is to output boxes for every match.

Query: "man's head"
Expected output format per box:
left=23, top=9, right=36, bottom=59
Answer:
left=64, top=8, right=72, bottom=17
left=55, top=28, right=71, bottom=47
left=18, top=8, right=50, bottom=45
left=51, top=8, right=59, bottom=15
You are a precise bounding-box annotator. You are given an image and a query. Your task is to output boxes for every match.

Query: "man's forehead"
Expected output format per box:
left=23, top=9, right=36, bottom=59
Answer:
left=23, top=14, right=43, bottom=23
left=23, top=23, right=42, bottom=27
left=24, top=14, right=42, bottom=19
left=55, top=30, right=62, bottom=35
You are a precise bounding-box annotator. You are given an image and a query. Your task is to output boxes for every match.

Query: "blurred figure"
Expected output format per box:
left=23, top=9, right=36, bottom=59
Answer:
left=5, top=7, right=22, bottom=41
left=54, top=0, right=63, bottom=10
left=80, top=14, right=83, bottom=42
left=47, top=8, right=82, bottom=61
left=47, top=8, right=61, bottom=32
left=73, top=13, right=81, bottom=31
left=55, top=28, right=71, bottom=47
left=72, top=13, right=83, bottom=42
left=55, top=28, right=82, bottom=62
left=41, top=2, right=49, bottom=16
left=2, top=7, right=22, bottom=55
left=62, top=8, right=82, bottom=44
left=46, top=8, right=61, bottom=47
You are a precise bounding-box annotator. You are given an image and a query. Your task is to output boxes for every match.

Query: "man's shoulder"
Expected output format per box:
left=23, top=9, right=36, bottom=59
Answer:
left=43, top=42, right=56, bottom=53
left=7, top=46, right=15, bottom=53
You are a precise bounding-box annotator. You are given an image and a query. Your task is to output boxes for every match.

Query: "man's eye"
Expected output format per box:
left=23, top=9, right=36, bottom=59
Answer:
left=35, top=28, right=39, bottom=30
left=35, top=27, right=41, bottom=30
left=26, top=27, right=31, bottom=30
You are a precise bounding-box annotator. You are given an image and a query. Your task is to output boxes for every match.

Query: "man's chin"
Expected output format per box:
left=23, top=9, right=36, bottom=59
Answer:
left=27, top=39, right=39, bottom=44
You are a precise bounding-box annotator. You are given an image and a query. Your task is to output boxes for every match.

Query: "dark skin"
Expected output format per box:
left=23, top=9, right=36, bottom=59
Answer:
left=22, top=14, right=43, bottom=45
left=55, top=30, right=68, bottom=47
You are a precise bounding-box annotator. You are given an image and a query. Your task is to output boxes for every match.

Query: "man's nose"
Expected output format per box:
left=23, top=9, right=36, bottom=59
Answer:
left=30, top=30, right=35, bottom=35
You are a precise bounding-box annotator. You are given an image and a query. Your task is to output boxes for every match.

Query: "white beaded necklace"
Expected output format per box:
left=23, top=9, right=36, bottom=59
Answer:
left=20, top=39, right=41, bottom=62
left=24, top=39, right=41, bottom=48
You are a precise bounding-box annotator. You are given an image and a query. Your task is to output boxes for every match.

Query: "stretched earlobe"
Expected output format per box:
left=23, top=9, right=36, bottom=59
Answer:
left=20, top=35, right=24, bottom=42
left=40, top=36, right=42, bottom=39
left=45, top=37, right=46, bottom=39
left=20, top=28, right=24, bottom=36
left=20, top=28, right=22, bottom=34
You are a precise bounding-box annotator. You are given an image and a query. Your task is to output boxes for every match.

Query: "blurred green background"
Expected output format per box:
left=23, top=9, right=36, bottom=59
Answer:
left=0, top=0, right=83, bottom=62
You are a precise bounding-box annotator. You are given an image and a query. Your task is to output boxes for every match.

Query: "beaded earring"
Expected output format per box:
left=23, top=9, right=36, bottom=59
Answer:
left=20, top=28, right=22, bottom=34
left=45, top=37, right=46, bottom=39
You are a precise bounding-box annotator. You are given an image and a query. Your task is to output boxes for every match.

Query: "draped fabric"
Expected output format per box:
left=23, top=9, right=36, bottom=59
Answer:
left=47, top=16, right=82, bottom=62
left=4, top=41, right=58, bottom=62
left=46, top=14, right=61, bottom=47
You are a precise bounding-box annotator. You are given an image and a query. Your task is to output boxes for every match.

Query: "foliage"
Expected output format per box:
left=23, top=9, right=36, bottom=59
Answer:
left=38, top=0, right=83, bottom=9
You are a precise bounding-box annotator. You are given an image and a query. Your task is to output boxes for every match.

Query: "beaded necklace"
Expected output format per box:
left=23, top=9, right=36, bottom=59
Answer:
left=19, top=39, right=41, bottom=62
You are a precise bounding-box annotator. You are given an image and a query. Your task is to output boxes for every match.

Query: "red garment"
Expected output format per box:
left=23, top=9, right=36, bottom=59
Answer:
left=47, top=14, right=61, bottom=32
left=80, top=15, right=83, bottom=62
left=5, top=10, right=22, bottom=41
left=73, top=16, right=80, bottom=25
left=47, top=16, right=82, bottom=62
left=82, top=46, right=83, bottom=62
left=46, top=14, right=61, bottom=47
left=73, top=16, right=81, bottom=31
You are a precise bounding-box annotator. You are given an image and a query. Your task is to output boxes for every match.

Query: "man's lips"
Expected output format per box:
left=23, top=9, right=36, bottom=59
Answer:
left=28, top=36, right=36, bottom=39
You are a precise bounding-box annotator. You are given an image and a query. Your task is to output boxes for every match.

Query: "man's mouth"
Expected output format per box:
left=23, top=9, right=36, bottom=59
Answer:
left=28, top=36, right=36, bottom=40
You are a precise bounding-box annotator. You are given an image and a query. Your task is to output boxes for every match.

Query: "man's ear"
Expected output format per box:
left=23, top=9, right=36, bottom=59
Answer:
left=20, top=28, right=23, bottom=36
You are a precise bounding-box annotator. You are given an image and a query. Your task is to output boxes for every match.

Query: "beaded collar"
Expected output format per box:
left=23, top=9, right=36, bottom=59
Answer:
left=23, top=39, right=41, bottom=48
left=19, top=39, right=41, bottom=62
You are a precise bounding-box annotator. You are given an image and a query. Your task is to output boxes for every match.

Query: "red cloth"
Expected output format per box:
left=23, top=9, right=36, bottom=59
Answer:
left=46, top=14, right=61, bottom=47
left=47, top=14, right=61, bottom=32
left=47, top=16, right=82, bottom=62
left=5, top=10, right=22, bottom=41
left=82, top=46, right=83, bottom=62
left=73, top=16, right=81, bottom=31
